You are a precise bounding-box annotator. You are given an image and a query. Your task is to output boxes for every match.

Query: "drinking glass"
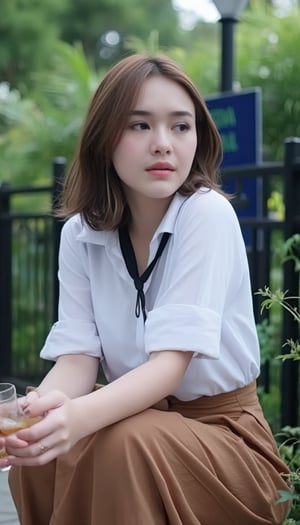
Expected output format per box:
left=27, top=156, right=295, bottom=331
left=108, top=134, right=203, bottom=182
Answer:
left=0, top=383, right=39, bottom=472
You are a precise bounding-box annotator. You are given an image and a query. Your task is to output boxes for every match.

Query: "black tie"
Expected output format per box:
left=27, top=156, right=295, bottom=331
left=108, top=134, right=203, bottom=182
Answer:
left=119, top=227, right=171, bottom=322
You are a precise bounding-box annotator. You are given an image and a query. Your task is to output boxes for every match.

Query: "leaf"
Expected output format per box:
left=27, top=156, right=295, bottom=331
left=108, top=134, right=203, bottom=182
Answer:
left=277, top=490, right=298, bottom=503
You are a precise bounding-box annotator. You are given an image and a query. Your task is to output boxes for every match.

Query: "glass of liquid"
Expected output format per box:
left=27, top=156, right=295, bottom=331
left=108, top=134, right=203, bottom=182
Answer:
left=0, top=383, right=39, bottom=472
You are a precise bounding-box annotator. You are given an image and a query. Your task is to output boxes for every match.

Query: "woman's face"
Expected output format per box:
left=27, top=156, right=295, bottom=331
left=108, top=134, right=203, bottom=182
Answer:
left=112, top=75, right=197, bottom=206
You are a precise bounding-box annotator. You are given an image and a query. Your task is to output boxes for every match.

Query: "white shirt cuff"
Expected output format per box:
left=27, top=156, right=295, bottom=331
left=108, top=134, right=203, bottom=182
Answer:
left=145, top=304, right=221, bottom=359
left=40, top=320, right=103, bottom=361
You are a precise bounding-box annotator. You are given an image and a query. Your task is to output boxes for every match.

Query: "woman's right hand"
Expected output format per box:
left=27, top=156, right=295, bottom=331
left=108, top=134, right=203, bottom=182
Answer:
left=4, top=390, right=83, bottom=466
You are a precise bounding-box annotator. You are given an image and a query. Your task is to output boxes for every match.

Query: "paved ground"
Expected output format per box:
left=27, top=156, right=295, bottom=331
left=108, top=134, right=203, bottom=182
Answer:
left=0, top=470, right=20, bottom=525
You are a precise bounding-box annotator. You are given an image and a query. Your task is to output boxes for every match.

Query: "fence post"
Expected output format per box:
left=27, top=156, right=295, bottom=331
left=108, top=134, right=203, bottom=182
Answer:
left=280, top=137, right=300, bottom=427
left=52, top=157, right=66, bottom=324
left=0, top=182, right=12, bottom=378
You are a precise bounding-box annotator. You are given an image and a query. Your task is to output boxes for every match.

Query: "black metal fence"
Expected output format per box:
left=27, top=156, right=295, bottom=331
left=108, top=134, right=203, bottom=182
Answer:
left=0, top=140, right=299, bottom=427
left=222, top=138, right=300, bottom=428
left=0, top=158, right=65, bottom=386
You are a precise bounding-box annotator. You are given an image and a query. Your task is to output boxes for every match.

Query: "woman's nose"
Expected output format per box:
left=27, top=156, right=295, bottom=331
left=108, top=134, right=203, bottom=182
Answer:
left=150, top=129, right=172, bottom=155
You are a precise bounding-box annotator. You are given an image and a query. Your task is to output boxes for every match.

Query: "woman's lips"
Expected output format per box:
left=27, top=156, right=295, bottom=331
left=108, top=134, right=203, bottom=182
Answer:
left=146, top=162, right=175, bottom=177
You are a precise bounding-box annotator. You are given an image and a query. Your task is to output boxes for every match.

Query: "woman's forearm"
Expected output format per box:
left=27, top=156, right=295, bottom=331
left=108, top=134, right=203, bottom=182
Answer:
left=37, top=354, right=99, bottom=398
left=73, top=350, right=192, bottom=440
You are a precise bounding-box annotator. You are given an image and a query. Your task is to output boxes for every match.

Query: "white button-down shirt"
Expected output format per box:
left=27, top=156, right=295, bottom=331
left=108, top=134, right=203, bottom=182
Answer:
left=41, top=189, right=260, bottom=399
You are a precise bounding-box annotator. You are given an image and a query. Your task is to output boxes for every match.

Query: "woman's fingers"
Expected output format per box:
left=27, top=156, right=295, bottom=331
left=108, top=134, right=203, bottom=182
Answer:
left=3, top=393, right=81, bottom=467
left=7, top=419, right=72, bottom=466
left=7, top=446, right=56, bottom=467
left=7, top=430, right=61, bottom=466
left=7, top=429, right=58, bottom=462
left=5, top=398, right=74, bottom=465
left=5, top=415, right=48, bottom=446
left=4, top=398, right=64, bottom=452
left=2, top=434, right=29, bottom=449
left=22, top=390, right=67, bottom=418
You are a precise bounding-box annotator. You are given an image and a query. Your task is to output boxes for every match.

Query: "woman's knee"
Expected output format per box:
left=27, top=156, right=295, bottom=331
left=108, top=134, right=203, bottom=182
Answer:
left=99, top=408, right=168, bottom=459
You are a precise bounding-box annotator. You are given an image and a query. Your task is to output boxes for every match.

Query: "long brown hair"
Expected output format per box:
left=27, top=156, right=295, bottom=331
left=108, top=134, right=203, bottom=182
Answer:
left=58, top=53, right=223, bottom=230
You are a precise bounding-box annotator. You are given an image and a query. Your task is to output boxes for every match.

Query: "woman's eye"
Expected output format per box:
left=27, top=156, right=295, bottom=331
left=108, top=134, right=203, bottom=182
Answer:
left=174, top=123, right=190, bottom=132
left=130, top=122, right=150, bottom=130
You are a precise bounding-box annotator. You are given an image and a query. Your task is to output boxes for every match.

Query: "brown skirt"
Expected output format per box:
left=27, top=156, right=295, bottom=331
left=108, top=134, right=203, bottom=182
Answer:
left=9, top=381, right=291, bottom=525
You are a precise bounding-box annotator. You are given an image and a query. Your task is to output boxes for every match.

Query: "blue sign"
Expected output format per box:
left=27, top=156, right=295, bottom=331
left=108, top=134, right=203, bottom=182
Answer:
left=205, top=89, right=262, bottom=246
left=205, top=89, right=262, bottom=168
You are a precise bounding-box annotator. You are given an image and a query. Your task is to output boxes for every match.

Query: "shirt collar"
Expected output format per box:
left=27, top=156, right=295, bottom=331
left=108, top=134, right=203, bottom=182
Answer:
left=152, top=193, right=188, bottom=241
left=76, top=218, right=116, bottom=247
left=76, top=192, right=189, bottom=247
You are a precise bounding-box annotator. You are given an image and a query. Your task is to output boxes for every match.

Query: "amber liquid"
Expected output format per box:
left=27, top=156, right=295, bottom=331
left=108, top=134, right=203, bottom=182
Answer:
left=0, top=416, right=40, bottom=459
left=0, top=416, right=40, bottom=436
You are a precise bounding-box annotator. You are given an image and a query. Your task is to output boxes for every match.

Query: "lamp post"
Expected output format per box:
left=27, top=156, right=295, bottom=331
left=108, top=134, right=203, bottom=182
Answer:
left=212, top=0, right=248, bottom=92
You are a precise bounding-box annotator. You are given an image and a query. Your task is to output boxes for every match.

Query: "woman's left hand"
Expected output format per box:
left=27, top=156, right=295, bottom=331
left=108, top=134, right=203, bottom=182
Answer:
left=4, top=390, right=83, bottom=466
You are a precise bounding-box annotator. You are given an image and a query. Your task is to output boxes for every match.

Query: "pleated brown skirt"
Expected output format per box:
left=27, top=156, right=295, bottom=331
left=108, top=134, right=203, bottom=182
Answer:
left=9, top=381, right=291, bottom=525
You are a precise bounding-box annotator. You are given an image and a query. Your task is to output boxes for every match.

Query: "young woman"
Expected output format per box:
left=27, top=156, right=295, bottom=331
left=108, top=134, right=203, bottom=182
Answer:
left=1, top=54, right=290, bottom=524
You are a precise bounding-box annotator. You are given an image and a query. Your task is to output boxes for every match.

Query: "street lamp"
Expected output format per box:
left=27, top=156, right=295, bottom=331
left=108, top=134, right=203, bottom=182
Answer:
left=212, top=0, right=248, bottom=92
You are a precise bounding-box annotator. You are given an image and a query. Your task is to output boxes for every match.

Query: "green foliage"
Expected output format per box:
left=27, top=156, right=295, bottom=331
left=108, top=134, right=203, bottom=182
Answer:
left=277, top=426, right=300, bottom=524
left=256, top=318, right=280, bottom=364
left=0, top=0, right=66, bottom=91
left=257, top=234, right=300, bottom=522
left=1, top=2, right=300, bottom=185
left=0, top=41, right=100, bottom=185
left=283, top=235, right=300, bottom=273
left=168, top=22, right=219, bottom=97
left=0, top=0, right=181, bottom=90
left=258, top=382, right=281, bottom=431
left=59, top=0, right=182, bottom=66
left=5, top=194, right=56, bottom=379
left=0, top=33, right=220, bottom=187
left=238, top=0, right=300, bottom=160
left=259, top=287, right=300, bottom=330
left=124, top=30, right=162, bottom=55
left=267, top=190, right=285, bottom=220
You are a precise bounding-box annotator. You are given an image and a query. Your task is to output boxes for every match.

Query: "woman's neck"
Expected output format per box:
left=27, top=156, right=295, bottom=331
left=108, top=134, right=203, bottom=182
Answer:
left=128, top=195, right=172, bottom=242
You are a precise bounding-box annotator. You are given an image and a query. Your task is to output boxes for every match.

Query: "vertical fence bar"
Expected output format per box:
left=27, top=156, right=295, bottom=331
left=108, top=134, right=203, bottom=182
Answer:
left=259, top=174, right=272, bottom=394
left=52, top=157, right=66, bottom=324
left=0, top=182, right=12, bottom=378
left=280, top=137, right=300, bottom=427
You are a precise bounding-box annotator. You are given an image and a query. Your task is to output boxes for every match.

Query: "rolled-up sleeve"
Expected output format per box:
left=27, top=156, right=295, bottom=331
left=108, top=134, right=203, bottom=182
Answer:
left=40, top=319, right=102, bottom=360
left=145, top=304, right=221, bottom=358
left=40, top=216, right=103, bottom=361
